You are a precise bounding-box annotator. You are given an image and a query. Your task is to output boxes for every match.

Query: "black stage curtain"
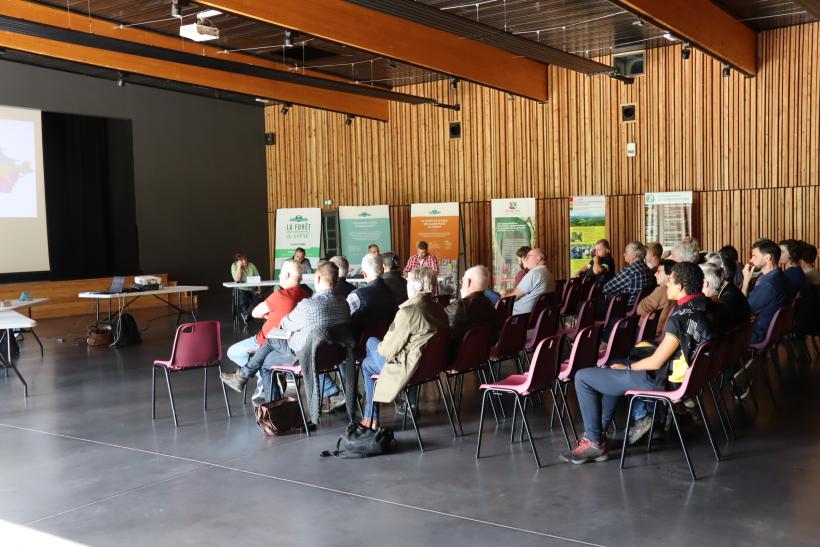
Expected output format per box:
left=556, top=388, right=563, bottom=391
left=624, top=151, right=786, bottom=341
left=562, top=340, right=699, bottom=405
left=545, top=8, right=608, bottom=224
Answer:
left=42, top=113, right=138, bottom=280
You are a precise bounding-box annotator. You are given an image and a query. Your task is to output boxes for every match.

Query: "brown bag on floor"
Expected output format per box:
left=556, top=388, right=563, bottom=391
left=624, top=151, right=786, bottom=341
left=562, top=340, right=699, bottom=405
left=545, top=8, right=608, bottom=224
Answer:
left=87, top=323, right=113, bottom=347
left=255, top=396, right=304, bottom=436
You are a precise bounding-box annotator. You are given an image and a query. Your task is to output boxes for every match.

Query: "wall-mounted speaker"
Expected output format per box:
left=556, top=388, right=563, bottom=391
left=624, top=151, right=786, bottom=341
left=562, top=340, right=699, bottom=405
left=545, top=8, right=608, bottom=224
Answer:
left=265, top=132, right=276, bottom=145
left=449, top=121, right=461, bottom=139
left=621, top=104, right=636, bottom=123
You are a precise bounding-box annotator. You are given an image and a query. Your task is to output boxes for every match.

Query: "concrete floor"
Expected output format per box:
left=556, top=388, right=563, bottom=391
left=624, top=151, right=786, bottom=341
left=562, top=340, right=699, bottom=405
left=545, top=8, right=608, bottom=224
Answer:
left=1, top=298, right=819, bottom=546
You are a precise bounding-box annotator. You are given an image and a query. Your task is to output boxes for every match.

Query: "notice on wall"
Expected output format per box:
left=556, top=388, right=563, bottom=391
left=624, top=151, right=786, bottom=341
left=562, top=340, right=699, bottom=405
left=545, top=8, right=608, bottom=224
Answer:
left=339, top=205, right=392, bottom=273
left=569, top=196, right=607, bottom=275
left=274, top=207, right=322, bottom=276
left=491, top=198, right=536, bottom=291
left=409, top=202, right=460, bottom=294
left=644, top=192, right=693, bottom=250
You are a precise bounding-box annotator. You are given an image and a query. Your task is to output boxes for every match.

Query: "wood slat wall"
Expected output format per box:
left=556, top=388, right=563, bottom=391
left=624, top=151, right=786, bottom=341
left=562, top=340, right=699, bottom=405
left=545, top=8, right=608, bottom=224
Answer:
left=265, top=22, right=820, bottom=280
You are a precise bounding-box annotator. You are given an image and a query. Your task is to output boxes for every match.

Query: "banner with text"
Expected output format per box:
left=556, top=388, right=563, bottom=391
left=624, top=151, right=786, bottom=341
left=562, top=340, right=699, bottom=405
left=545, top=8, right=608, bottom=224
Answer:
left=410, top=202, right=460, bottom=293
left=274, top=207, right=322, bottom=276
left=644, top=192, right=693, bottom=250
left=569, top=196, right=606, bottom=275
left=491, top=198, right=536, bottom=291
left=339, top=205, right=392, bottom=272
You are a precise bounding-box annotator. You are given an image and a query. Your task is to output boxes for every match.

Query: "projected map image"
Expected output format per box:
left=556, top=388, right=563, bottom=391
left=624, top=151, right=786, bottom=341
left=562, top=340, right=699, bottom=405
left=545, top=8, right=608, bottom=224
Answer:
left=0, top=119, right=38, bottom=218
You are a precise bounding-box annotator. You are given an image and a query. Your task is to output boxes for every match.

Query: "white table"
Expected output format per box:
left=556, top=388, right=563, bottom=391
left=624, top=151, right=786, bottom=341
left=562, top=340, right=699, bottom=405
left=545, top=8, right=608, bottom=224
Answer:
left=0, top=310, right=36, bottom=397
left=223, top=281, right=279, bottom=326
left=0, top=298, right=49, bottom=356
left=79, top=285, right=208, bottom=325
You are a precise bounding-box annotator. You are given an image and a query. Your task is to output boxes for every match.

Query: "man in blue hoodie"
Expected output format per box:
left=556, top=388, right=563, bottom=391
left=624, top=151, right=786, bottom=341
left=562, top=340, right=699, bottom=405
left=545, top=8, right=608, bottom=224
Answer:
left=741, top=239, right=791, bottom=343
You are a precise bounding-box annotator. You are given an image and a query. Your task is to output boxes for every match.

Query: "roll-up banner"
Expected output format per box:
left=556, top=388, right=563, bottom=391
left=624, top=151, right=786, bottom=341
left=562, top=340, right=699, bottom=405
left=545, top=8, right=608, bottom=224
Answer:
left=644, top=192, right=693, bottom=250
left=339, top=205, right=392, bottom=273
left=569, top=196, right=607, bottom=275
left=274, top=207, right=322, bottom=276
left=409, top=202, right=460, bottom=293
left=491, top=198, right=537, bottom=291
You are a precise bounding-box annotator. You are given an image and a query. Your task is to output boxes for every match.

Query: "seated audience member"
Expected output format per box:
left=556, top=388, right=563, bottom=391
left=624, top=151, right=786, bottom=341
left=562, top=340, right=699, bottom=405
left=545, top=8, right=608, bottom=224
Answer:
left=445, top=265, right=496, bottom=349
left=404, top=240, right=439, bottom=274
left=701, top=262, right=751, bottom=334
left=484, top=283, right=502, bottom=306
left=645, top=242, right=663, bottom=274
left=779, top=239, right=806, bottom=296
left=381, top=252, right=408, bottom=306
left=669, top=238, right=699, bottom=263
left=230, top=252, right=262, bottom=322
left=741, top=239, right=790, bottom=343
left=576, top=239, right=616, bottom=285
left=636, top=259, right=677, bottom=339
left=368, top=244, right=381, bottom=255
left=561, top=263, right=711, bottom=464
left=502, top=248, right=555, bottom=315
left=348, top=253, right=398, bottom=338
left=800, top=243, right=820, bottom=288
left=719, top=245, right=744, bottom=286
left=514, top=246, right=532, bottom=287
left=293, top=247, right=313, bottom=274
left=603, top=241, right=653, bottom=308
left=330, top=256, right=356, bottom=298
left=360, top=267, right=449, bottom=428
left=221, top=261, right=350, bottom=402
left=226, top=259, right=308, bottom=403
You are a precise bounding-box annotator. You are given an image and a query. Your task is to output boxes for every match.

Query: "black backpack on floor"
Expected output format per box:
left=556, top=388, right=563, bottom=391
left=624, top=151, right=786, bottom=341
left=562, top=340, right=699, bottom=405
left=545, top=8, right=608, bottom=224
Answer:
left=321, top=423, right=395, bottom=458
left=112, top=312, right=141, bottom=348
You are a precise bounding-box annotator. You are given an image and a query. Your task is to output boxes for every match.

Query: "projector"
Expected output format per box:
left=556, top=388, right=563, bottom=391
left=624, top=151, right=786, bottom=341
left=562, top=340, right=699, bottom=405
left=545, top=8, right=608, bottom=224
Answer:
left=179, top=22, right=219, bottom=42
left=134, top=275, right=162, bottom=287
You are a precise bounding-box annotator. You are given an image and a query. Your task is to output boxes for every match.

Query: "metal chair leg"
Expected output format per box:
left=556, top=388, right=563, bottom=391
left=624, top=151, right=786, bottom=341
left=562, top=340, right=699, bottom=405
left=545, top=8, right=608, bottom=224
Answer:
left=444, top=374, right=464, bottom=436
left=406, top=388, right=425, bottom=452
left=669, top=401, right=697, bottom=480
left=697, top=394, right=721, bottom=462
left=151, top=366, right=157, bottom=419
left=476, top=390, right=490, bottom=459
left=219, top=363, right=232, bottom=418
left=436, top=376, right=459, bottom=438
left=557, top=382, right=579, bottom=442
left=708, top=381, right=729, bottom=442
left=203, top=367, right=208, bottom=411
left=517, top=396, right=541, bottom=468
left=163, top=368, right=179, bottom=427
left=550, top=386, right=572, bottom=450
left=620, top=396, right=635, bottom=470
left=646, top=401, right=659, bottom=453
left=288, top=371, right=310, bottom=437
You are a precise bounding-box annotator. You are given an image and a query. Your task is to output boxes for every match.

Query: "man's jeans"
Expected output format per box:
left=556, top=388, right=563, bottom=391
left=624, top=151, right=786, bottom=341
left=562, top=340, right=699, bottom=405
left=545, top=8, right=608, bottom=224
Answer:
left=361, top=337, right=387, bottom=420
left=574, top=367, right=659, bottom=444
left=240, top=338, right=339, bottom=402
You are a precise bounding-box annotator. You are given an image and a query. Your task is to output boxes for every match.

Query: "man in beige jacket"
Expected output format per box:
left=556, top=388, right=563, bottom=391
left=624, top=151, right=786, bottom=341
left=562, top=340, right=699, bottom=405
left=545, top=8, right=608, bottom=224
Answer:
left=636, top=259, right=677, bottom=339
left=360, top=267, right=449, bottom=428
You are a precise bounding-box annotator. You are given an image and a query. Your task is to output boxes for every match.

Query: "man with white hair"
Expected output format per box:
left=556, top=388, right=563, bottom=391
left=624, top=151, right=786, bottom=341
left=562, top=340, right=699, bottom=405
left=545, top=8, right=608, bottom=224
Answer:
left=445, top=265, right=496, bottom=346
left=604, top=241, right=653, bottom=308
left=330, top=255, right=356, bottom=298
left=669, top=238, right=700, bottom=263
left=347, top=253, right=398, bottom=338
left=225, top=259, right=309, bottom=403
left=502, top=248, right=555, bottom=315
left=359, top=267, right=449, bottom=428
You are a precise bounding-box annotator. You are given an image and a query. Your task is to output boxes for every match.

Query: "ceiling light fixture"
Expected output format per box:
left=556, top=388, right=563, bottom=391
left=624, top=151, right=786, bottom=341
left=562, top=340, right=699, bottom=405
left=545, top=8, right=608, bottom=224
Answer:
left=632, top=19, right=644, bottom=27
left=171, top=0, right=189, bottom=19
left=345, top=114, right=354, bottom=126
left=387, top=60, right=397, bottom=69
left=116, top=72, right=125, bottom=87
left=281, top=103, right=291, bottom=115
left=284, top=30, right=294, bottom=48
left=722, top=63, right=731, bottom=77
left=662, top=32, right=677, bottom=42
left=449, top=77, right=459, bottom=90
left=681, top=42, right=691, bottom=60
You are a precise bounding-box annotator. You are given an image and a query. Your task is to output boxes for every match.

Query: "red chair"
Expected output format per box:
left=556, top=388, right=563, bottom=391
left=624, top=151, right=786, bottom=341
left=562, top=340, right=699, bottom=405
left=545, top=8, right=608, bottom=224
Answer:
left=489, top=313, right=529, bottom=376
left=152, top=321, right=228, bottom=427
left=635, top=310, right=661, bottom=343
left=555, top=324, right=603, bottom=440
left=549, top=279, right=567, bottom=307
left=585, top=283, right=603, bottom=302
left=596, top=315, right=640, bottom=367
left=557, top=299, right=598, bottom=342
left=560, top=281, right=583, bottom=320
left=628, top=286, right=654, bottom=316
left=443, top=324, right=493, bottom=434
left=354, top=320, right=392, bottom=363
left=368, top=330, right=455, bottom=451
left=745, top=304, right=795, bottom=404
left=476, top=334, right=569, bottom=468
left=524, top=305, right=561, bottom=356
left=620, top=342, right=721, bottom=480
left=527, top=292, right=551, bottom=328
left=270, top=342, right=348, bottom=436
left=494, top=295, right=516, bottom=331
left=595, top=293, right=629, bottom=330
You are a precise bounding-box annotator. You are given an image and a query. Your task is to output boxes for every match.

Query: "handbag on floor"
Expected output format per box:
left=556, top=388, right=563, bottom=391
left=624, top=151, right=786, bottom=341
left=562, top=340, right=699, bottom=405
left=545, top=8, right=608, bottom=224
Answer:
left=321, top=423, right=395, bottom=458
left=255, top=396, right=305, bottom=436
left=87, top=323, right=113, bottom=347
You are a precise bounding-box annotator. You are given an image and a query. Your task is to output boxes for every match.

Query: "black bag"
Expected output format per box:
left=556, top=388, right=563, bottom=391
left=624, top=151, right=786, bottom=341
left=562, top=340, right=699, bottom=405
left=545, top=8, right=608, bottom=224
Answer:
left=321, top=423, right=395, bottom=458
left=112, top=312, right=141, bottom=348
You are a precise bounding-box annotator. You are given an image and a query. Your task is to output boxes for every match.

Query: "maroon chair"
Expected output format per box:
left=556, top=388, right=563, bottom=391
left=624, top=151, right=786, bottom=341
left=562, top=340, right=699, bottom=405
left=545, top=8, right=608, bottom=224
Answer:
left=524, top=305, right=561, bottom=355
left=555, top=324, right=603, bottom=441
left=595, top=293, right=629, bottom=330
left=476, top=334, right=569, bottom=468
left=549, top=279, right=567, bottom=307
left=443, top=324, right=493, bottom=434
left=596, top=315, right=640, bottom=367
left=628, top=286, right=654, bottom=316
left=489, top=313, right=529, bottom=377
left=585, top=283, right=604, bottom=302
left=557, top=299, right=598, bottom=342
left=270, top=342, right=347, bottom=436
left=745, top=305, right=795, bottom=403
left=560, top=281, right=583, bottom=320
left=368, top=330, right=454, bottom=451
left=494, top=295, right=516, bottom=331
left=152, top=320, right=228, bottom=427
left=433, top=294, right=451, bottom=307
left=527, top=292, right=551, bottom=328
left=635, top=310, right=661, bottom=343
left=354, top=320, right=392, bottom=363
left=621, top=342, right=720, bottom=480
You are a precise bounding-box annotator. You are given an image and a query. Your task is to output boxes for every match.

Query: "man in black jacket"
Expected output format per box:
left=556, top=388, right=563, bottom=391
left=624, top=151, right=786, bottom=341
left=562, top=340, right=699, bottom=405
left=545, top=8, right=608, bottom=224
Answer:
left=444, top=265, right=496, bottom=351
left=347, top=253, right=398, bottom=339
left=381, top=252, right=408, bottom=306
left=330, top=255, right=356, bottom=298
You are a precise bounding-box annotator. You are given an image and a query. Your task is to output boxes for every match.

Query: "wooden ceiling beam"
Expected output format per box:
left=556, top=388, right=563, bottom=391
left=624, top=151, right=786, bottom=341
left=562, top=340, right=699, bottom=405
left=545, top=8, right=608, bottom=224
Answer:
left=0, top=0, right=390, bottom=120
left=0, top=30, right=389, bottom=120
left=792, top=0, right=820, bottom=20
left=196, top=0, right=549, bottom=101
left=611, top=0, right=757, bottom=76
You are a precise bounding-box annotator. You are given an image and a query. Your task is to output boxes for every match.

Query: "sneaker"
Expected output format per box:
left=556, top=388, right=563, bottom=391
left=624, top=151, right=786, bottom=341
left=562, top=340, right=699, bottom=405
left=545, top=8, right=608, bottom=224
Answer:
left=220, top=371, right=249, bottom=393
left=328, top=393, right=347, bottom=413
left=627, top=416, right=653, bottom=445
left=559, top=437, right=609, bottom=464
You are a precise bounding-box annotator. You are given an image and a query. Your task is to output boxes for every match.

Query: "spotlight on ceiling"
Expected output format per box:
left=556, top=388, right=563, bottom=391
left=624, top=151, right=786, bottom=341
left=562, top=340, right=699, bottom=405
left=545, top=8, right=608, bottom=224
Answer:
left=610, top=73, right=634, bottom=85
left=345, top=115, right=354, bottom=126
left=280, top=103, right=291, bottom=115
left=681, top=42, right=691, bottom=60
left=722, top=63, right=731, bottom=78
left=116, top=72, right=125, bottom=87
left=632, top=19, right=644, bottom=27
left=449, top=77, right=459, bottom=91
left=387, top=60, right=397, bottom=69
left=171, top=0, right=189, bottom=19
left=284, top=30, right=294, bottom=48
left=662, top=32, right=677, bottom=42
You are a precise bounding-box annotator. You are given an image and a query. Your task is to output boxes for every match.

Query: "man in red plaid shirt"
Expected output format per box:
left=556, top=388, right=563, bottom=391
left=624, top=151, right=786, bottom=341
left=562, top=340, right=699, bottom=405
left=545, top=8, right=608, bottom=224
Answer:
left=404, top=240, right=439, bottom=274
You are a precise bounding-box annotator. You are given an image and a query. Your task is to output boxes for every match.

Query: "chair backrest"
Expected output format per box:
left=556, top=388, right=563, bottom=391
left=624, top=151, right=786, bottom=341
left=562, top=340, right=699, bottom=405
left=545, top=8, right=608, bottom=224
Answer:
left=409, top=329, right=451, bottom=384
left=730, top=318, right=754, bottom=363
left=525, top=305, right=561, bottom=350
left=494, top=295, right=516, bottom=330
left=449, top=323, right=493, bottom=373
left=629, top=285, right=654, bottom=315
left=574, top=299, right=598, bottom=331
left=754, top=305, right=786, bottom=348
left=562, top=324, right=603, bottom=378
left=560, top=282, right=582, bottom=316
left=635, top=310, right=661, bottom=343
left=528, top=292, right=551, bottom=328
left=585, top=283, right=603, bottom=302
left=354, top=319, right=392, bottom=361
left=772, top=303, right=796, bottom=344
left=492, top=313, right=529, bottom=358
left=602, top=293, right=629, bottom=327
left=523, top=334, right=565, bottom=392
left=165, top=321, right=221, bottom=369
left=553, top=279, right=567, bottom=302
left=314, top=342, right=348, bottom=373
left=560, top=277, right=577, bottom=303
left=599, top=315, right=640, bottom=365
left=674, top=342, right=713, bottom=400
left=432, top=294, right=451, bottom=307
